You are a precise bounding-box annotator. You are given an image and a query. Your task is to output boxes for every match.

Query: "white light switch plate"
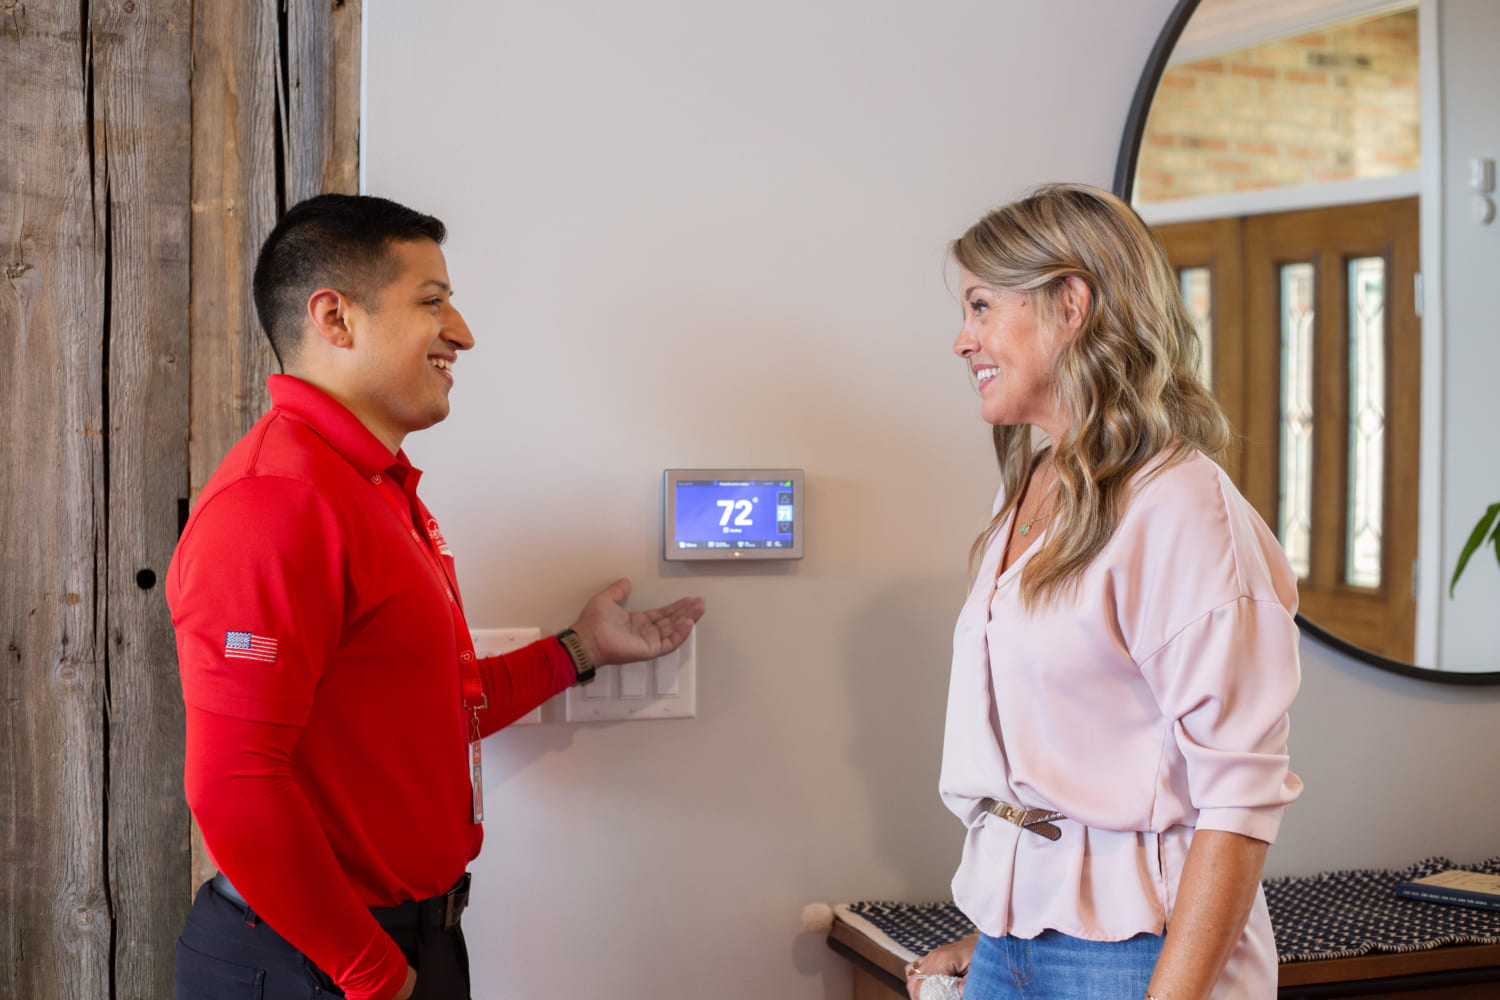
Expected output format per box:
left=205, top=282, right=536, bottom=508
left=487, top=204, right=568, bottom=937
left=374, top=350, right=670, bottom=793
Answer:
left=470, top=627, right=544, bottom=725
left=565, top=629, right=696, bottom=722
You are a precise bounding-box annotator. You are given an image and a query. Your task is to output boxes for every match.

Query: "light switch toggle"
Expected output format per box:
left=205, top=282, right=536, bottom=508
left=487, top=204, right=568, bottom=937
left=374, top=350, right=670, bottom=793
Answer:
left=1471, top=157, right=1495, bottom=193
left=654, top=648, right=682, bottom=697
left=620, top=661, right=649, bottom=699
left=584, top=670, right=611, bottom=700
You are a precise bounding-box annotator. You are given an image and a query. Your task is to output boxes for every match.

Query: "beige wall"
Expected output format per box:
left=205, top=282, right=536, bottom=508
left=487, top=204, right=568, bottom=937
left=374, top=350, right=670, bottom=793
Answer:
left=362, top=1, right=1500, bottom=998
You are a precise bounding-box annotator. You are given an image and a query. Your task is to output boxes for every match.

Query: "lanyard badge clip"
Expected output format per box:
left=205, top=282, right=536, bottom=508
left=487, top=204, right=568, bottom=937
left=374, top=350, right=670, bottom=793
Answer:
left=460, top=653, right=486, bottom=823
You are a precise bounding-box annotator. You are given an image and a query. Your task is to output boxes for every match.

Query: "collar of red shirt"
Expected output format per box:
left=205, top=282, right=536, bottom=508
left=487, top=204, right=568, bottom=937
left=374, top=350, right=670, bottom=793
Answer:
left=266, top=374, right=421, bottom=490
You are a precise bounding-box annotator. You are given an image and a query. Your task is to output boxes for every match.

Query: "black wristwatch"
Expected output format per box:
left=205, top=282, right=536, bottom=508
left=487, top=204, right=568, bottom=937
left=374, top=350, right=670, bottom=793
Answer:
left=555, top=628, right=597, bottom=685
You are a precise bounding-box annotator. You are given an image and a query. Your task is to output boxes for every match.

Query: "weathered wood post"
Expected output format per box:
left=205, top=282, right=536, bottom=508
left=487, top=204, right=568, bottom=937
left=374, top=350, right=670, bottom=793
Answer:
left=2, top=1, right=360, bottom=995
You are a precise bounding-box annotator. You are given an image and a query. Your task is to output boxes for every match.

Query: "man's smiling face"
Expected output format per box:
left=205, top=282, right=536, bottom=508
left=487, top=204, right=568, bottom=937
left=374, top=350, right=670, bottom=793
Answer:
left=338, top=237, right=474, bottom=452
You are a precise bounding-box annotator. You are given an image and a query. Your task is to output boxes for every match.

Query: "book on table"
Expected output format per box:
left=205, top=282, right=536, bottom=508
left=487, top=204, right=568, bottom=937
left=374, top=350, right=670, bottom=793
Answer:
left=1393, top=870, right=1500, bottom=912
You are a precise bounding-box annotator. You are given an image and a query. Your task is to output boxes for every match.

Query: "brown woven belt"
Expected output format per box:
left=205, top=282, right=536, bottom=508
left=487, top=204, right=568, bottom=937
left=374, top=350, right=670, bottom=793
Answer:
left=980, top=797, right=1066, bottom=841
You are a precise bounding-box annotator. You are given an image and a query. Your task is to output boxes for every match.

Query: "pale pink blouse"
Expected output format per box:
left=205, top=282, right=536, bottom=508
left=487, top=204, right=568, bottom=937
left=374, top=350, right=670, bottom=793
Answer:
left=939, top=450, right=1303, bottom=998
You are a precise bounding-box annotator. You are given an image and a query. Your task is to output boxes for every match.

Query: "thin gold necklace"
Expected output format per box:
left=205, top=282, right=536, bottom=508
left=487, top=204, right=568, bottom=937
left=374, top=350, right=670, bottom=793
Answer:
left=1017, top=508, right=1053, bottom=536
left=1018, top=463, right=1057, bottom=536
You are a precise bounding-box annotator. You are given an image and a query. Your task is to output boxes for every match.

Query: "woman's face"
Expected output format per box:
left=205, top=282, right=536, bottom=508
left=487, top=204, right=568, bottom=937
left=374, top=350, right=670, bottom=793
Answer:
left=952, top=269, right=1069, bottom=437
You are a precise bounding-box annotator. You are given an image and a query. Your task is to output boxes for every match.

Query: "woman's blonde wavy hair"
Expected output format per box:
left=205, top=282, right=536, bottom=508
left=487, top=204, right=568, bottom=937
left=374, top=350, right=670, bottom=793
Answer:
left=953, top=183, right=1231, bottom=607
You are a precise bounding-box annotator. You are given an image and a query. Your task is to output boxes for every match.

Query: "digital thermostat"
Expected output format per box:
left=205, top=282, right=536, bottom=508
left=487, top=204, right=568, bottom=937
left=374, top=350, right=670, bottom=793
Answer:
left=663, top=469, right=804, bottom=561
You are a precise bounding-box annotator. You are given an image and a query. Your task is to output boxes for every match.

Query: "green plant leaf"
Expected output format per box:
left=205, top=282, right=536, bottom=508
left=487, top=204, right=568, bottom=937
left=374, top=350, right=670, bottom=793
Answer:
left=1450, top=502, right=1500, bottom=597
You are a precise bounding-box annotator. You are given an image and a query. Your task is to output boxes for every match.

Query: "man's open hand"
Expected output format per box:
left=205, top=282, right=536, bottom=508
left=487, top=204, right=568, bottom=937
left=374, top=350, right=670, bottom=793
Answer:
left=568, top=579, right=704, bottom=666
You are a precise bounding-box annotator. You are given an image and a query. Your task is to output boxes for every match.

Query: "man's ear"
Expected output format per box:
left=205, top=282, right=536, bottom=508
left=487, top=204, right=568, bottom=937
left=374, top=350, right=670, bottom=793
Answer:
left=1057, top=275, right=1092, bottom=341
left=307, top=288, right=354, bottom=348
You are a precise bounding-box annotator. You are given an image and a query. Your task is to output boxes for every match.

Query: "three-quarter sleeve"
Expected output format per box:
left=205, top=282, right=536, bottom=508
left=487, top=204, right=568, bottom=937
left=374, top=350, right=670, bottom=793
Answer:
left=1138, top=595, right=1303, bottom=843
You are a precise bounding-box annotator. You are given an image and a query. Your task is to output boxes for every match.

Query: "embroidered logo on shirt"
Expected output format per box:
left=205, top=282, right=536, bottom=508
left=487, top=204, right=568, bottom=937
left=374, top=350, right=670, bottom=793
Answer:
left=426, top=517, right=452, bottom=557
left=224, top=631, right=279, bottom=663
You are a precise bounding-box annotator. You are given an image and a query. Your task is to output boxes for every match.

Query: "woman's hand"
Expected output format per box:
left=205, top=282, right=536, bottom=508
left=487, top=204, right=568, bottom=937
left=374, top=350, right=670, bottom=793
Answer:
left=905, top=933, right=977, bottom=1000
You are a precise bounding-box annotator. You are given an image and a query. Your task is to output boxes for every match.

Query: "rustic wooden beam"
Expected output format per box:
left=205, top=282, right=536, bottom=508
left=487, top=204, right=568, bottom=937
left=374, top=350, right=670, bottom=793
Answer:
left=185, top=0, right=280, bottom=897
left=186, top=0, right=360, bottom=500
left=286, top=0, right=363, bottom=201
left=185, top=0, right=362, bottom=894
left=0, top=4, right=112, bottom=999
left=3, top=0, right=364, bottom=992
left=95, top=1, right=195, bottom=996
left=187, top=0, right=279, bottom=507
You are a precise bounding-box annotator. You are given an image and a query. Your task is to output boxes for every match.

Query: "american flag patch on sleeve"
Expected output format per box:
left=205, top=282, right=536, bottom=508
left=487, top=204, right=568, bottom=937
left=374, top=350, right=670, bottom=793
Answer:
left=224, top=631, right=279, bottom=663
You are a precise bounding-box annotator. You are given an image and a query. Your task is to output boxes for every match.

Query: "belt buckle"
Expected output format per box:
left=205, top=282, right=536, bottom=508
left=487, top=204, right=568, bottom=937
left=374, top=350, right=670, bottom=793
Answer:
left=443, top=892, right=464, bottom=929
left=993, top=801, right=1027, bottom=826
left=442, top=875, right=470, bottom=930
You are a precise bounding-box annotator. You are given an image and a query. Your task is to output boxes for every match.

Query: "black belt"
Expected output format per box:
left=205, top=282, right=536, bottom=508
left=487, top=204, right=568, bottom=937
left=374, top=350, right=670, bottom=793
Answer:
left=213, top=872, right=471, bottom=932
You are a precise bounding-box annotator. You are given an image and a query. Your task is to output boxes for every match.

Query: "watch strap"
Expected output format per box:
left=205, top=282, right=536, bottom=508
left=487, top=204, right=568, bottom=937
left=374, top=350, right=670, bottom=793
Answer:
left=556, top=628, right=596, bottom=684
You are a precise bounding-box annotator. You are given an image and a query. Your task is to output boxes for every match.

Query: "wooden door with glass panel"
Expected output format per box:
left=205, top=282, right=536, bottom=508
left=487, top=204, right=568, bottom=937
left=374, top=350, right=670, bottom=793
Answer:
left=1153, top=198, right=1420, bottom=662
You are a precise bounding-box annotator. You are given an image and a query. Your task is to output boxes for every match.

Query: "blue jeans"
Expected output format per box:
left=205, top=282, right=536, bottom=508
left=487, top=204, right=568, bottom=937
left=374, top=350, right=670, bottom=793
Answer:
left=962, top=929, right=1163, bottom=999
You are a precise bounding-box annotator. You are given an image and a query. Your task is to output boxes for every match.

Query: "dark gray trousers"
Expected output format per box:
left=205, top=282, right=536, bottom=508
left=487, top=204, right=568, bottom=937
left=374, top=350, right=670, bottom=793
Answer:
left=175, top=879, right=471, bottom=1000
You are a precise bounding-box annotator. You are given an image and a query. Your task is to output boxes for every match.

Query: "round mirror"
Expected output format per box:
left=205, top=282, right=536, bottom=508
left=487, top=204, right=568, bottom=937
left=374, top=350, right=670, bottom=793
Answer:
left=1115, top=0, right=1500, bottom=683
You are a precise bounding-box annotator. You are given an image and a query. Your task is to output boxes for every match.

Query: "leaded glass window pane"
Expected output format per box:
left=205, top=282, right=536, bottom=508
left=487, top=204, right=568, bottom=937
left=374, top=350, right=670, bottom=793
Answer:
left=1346, top=256, right=1386, bottom=589
left=1279, top=263, right=1315, bottom=579
left=1180, top=267, right=1213, bottom=387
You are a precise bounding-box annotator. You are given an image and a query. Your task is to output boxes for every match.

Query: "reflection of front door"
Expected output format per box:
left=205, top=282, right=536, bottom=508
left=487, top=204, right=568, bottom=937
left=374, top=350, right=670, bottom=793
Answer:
left=1154, top=198, right=1420, bottom=662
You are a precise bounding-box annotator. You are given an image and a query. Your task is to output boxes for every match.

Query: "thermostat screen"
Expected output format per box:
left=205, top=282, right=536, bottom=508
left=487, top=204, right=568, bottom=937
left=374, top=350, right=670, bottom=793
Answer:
left=663, top=469, right=803, bottom=561
left=674, top=479, right=795, bottom=551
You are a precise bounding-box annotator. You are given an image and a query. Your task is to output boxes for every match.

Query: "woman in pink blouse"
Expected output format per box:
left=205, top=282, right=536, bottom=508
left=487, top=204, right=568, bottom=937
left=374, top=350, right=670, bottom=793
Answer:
left=905, top=184, right=1302, bottom=1000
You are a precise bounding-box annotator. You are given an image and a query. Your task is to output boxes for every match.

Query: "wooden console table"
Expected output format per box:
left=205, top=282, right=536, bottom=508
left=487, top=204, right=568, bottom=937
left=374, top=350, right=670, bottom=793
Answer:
left=827, top=915, right=1500, bottom=999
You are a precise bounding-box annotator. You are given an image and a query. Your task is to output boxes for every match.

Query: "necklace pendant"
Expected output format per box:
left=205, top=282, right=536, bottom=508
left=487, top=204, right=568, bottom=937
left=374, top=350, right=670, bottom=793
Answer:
left=1019, top=524, right=1030, bottom=535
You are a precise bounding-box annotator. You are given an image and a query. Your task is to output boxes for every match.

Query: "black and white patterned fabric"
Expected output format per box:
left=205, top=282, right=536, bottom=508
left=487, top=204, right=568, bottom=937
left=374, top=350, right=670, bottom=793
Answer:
left=842, top=857, right=1500, bottom=964
left=1265, top=856, right=1500, bottom=961
left=842, top=900, right=976, bottom=959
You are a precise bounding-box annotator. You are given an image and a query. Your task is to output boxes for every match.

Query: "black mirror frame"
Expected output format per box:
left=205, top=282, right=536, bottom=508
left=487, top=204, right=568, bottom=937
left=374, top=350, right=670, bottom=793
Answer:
left=1113, top=0, right=1500, bottom=686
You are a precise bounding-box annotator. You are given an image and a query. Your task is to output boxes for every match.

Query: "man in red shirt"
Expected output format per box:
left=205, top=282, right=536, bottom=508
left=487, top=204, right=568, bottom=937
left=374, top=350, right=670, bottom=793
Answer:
left=168, top=194, right=704, bottom=1000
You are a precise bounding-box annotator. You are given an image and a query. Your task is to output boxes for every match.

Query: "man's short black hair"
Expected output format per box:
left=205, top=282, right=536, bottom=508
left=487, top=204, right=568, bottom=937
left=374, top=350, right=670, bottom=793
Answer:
left=252, top=193, right=447, bottom=366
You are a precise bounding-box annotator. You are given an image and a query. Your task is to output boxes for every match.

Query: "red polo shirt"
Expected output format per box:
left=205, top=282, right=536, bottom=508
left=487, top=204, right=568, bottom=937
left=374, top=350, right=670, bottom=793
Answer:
left=168, top=375, right=575, bottom=999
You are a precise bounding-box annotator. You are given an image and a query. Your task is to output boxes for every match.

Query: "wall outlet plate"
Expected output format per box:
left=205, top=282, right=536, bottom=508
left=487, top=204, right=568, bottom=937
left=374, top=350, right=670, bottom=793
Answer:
left=470, top=627, right=545, bottom=725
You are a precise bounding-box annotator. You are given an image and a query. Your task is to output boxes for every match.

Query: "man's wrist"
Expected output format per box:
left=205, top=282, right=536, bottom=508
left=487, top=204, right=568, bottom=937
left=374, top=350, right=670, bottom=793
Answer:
left=555, top=628, right=597, bottom=684
left=391, top=965, right=417, bottom=1000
